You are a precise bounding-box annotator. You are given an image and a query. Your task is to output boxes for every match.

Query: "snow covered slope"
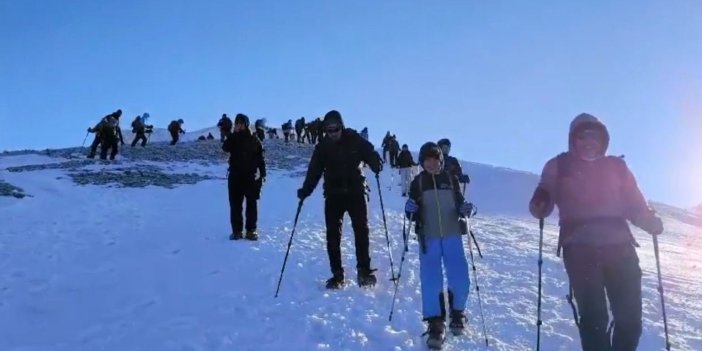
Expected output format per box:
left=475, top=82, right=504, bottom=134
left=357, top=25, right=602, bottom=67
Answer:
left=0, top=139, right=700, bottom=350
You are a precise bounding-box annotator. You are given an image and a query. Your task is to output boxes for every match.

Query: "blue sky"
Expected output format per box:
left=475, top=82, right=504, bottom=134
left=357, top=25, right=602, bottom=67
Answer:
left=1, top=0, right=700, bottom=207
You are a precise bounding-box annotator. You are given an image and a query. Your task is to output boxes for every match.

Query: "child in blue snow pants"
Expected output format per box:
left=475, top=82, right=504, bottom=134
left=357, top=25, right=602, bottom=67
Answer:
left=405, top=141, right=474, bottom=349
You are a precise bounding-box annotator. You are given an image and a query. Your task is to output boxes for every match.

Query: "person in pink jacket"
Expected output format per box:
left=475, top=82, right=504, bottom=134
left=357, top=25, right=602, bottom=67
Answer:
left=529, top=113, right=663, bottom=351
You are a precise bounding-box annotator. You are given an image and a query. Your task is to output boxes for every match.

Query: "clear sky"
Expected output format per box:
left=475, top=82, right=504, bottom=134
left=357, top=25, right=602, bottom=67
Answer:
left=1, top=0, right=700, bottom=207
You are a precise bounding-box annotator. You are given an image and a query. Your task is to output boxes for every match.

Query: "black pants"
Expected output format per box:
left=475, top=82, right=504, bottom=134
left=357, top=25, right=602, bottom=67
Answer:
left=284, top=131, right=291, bottom=142
left=100, top=141, right=118, bottom=160
left=256, top=129, right=265, bottom=141
left=220, top=130, right=229, bottom=142
left=324, top=192, right=371, bottom=276
left=170, top=131, right=179, bottom=145
left=296, top=128, right=303, bottom=143
left=88, top=135, right=101, bottom=157
left=228, top=175, right=260, bottom=234
left=563, top=243, right=642, bottom=351
left=389, top=151, right=398, bottom=167
left=383, top=149, right=389, bottom=163
left=131, top=132, right=147, bottom=147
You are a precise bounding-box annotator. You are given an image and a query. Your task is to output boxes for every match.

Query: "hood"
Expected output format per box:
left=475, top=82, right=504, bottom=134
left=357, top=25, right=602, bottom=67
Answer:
left=568, top=113, right=610, bottom=155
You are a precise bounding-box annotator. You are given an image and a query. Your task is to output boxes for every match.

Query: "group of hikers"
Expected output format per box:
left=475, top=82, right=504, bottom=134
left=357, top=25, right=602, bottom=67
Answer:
left=85, top=110, right=184, bottom=159
left=85, top=110, right=370, bottom=161
left=83, top=107, right=667, bottom=350
left=290, top=110, right=665, bottom=350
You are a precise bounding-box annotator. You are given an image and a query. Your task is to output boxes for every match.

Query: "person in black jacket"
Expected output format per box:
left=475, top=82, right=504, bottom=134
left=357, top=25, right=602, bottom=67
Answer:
left=437, top=138, right=470, bottom=187
left=297, top=110, right=383, bottom=289
left=397, top=144, right=418, bottom=196
left=223, top=113, right=266, bottom=241
left=87, top=109, right=122, bottom=158
left=217, top=113, right=233, bottom=142
left=130, top=115, right=149, bottom=147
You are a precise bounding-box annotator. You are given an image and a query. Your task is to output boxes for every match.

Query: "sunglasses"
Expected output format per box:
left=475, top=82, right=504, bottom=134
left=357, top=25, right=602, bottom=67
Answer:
left=577, top=129, right=601, bottom=141
left=325, top=126, right=341, bottom=134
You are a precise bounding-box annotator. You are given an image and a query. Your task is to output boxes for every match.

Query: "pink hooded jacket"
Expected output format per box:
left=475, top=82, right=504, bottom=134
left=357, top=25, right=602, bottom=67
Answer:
left=530, top=113, right=653, bottom=246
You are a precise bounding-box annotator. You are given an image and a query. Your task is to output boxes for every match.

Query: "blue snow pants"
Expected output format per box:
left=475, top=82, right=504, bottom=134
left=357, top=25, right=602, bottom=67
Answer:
left=419, top=234, right=470, bottom=320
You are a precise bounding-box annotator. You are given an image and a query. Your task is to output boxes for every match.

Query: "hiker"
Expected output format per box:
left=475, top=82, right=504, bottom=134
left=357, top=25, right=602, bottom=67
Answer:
left=217, top=113, right=233, bottom=141
left=405, top=141, right=474, bottom=350
left=223, top=114, right=266, bottom=241
left=437, top=138, right=470, bottom=190
left=529, top=113, right=664, bottom=351
left=397, top=144, right=418, bottom=196
left=297, top=110, right=383, bottom=289
left=130, top=115, right=148, bottom=147
left=168, top=119, right=185, bottom=145
left=87, top=109, right=122, bottom=158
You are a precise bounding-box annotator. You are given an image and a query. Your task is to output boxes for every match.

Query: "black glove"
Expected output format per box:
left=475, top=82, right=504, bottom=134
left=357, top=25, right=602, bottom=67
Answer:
left=459, top=174, right=470, bottom=184
left=297, top=188, right=310, bottom=201
left=371, top=161, right=383, bottom=175
left=529, top=187, right=552, bottom=219
left=637, top=215, right=664, bottom=235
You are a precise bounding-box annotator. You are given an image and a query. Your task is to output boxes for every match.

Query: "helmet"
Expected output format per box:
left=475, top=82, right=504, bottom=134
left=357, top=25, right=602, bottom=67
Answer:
left=437, top=138, right=451, bottom=147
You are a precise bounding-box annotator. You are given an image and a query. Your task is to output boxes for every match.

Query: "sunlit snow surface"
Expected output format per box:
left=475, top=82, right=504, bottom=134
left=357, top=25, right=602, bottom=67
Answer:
left=1, top=138, right=699, bottom=350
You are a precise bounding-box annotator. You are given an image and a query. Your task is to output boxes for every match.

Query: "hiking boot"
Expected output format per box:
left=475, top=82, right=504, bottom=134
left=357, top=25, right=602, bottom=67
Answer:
left=325, top=274, right=345, bottom=289
left=424, top=317, right=446, bottom=350
left=245, top=230, right=258, bottom=241
left=357, top=268, right=377, bottom=287
left=449, top=310, right=467, bottom=336
left=229, top=232, right=243, bottom=240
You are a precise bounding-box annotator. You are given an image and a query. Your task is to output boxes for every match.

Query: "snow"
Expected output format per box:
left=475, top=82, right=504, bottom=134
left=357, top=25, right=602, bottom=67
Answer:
left=0, top=138, right=700, bottom=350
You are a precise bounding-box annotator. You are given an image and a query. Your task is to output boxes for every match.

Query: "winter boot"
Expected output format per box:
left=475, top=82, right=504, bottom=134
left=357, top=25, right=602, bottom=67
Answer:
left=357, top=268, right=378, bottom=287
left=245, top=230, right=258, bottom=241
left=325, top=274, right=345, bottom=289
left=449, top=310, right=467, bottom=336
left=229, top=231, right=243, bottom=240
left=424, top=317, right=446, bottom=350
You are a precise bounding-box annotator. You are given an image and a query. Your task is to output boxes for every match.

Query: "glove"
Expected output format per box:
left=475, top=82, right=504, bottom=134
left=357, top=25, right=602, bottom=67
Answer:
left=297, top=188, right=311, bottom=201
left=637, top=215, right=664, bottom=235
left=405, top=199, right=419, bottom=213
left=371, top=161, right=382, bottom=175
left=87, top=127, right=93, bottom=133
left=529, top=187, right=553, bottom=219
left=458, top=201, right=474, bottom=217
left=459, top=174, right=471, bottom=184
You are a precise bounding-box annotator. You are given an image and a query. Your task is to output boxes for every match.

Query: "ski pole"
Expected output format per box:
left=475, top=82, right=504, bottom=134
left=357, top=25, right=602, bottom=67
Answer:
left=402, top=212, right=408, bottom=252
left=468, top=217, right=489, bottom=347
left=652, top=234, right=672, bottom=350
left=536, top=218, right=545, bottom=351
left=376, top=174, right=398, bottom=285
left=467, top=205, right=483, bottom=259
left=274, top=200, right=304, bottom=298
left=389, top=213, right=413, bottom=322
left=81, top=131, right=89, bottom=148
